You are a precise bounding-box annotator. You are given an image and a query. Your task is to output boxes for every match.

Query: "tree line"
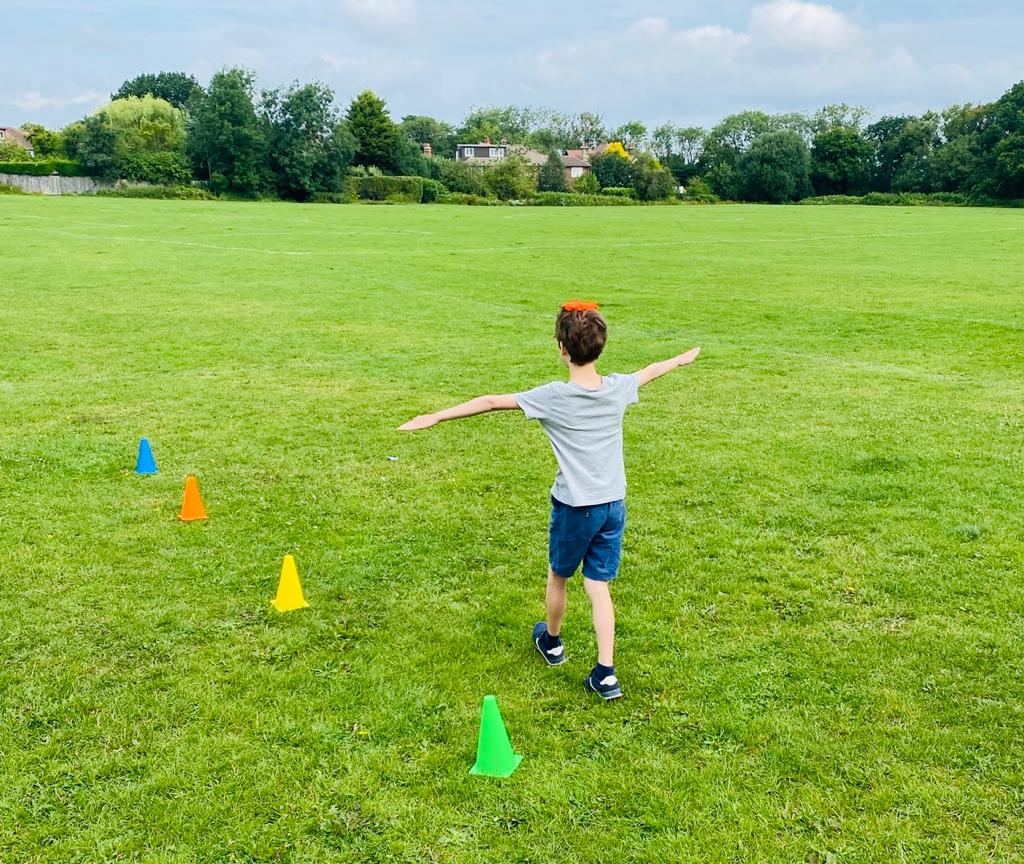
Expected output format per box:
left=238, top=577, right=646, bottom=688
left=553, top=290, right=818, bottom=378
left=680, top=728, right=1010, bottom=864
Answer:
left=3, top=68, right=1022, bottom=204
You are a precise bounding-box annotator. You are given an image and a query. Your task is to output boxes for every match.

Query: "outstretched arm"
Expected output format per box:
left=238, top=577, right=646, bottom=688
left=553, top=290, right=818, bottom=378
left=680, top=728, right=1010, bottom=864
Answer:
left=398, top=394, right=521, bottom=431
left=634, top=346, right=700, bottom=387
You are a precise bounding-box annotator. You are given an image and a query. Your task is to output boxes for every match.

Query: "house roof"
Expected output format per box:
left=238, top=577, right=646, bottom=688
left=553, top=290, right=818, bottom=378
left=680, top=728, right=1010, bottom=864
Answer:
left=0, top=127, right=32, bottom=150
left=561, top=154, right=591, bottom=168
left=457, top=143, right=508, bottom=149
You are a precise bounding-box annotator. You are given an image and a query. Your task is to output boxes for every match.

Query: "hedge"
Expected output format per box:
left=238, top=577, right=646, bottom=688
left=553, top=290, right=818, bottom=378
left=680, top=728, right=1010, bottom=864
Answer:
left=532, top=192, right=636, bottom=206
left=421, top=178, right=448, bottom=202
left=355, top=175, right=423, bottom=203
left=600, top=186, right=636, bottom=198
left=796, top=192, right=1015, bottom=207
left=0, top=159, right=85, bottom=176
left=95, top=184, right=213, bottom=200
left=437, top=192, right=503, bottom=206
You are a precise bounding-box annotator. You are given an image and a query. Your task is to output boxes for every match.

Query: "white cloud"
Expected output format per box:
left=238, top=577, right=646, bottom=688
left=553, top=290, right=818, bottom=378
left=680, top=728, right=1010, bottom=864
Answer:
left=748, top=0, right=859, bottom=52
left=13, top=90, right=103, bottom=112
left=340, top=0, right=417, bottom=31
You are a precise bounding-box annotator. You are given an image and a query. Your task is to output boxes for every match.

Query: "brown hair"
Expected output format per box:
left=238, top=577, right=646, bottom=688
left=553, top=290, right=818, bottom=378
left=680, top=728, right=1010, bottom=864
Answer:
left=556, top=307, right=607, bottom=365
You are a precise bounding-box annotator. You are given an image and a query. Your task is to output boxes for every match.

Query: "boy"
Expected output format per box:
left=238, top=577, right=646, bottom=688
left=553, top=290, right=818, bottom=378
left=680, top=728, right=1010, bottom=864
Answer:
left=399, top=301, right=699, bottom=700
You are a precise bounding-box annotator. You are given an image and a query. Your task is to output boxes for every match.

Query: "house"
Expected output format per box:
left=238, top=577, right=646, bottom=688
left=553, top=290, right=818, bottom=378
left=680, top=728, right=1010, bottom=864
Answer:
left=456, top=138, right=591, bottom=184
left=455, top=137, right=510, bottom=164
left=0, top=127, right=34, bottom=157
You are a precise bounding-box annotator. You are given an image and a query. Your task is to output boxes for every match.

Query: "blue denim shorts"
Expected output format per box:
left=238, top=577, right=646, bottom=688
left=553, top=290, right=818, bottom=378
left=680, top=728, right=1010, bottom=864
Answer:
left=549, top=497, right=626, bottom=582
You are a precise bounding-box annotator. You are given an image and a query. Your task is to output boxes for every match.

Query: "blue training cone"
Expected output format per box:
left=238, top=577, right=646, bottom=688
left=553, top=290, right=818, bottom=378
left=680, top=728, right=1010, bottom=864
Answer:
left=135, top=438, right=158, bottom=474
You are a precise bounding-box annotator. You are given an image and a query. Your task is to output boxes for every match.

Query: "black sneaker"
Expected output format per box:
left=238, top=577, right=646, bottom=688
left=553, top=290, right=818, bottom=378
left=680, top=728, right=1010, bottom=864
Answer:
left=584, top=666, right=622, bottom=700
left=532, top=621, right=566, bottom=666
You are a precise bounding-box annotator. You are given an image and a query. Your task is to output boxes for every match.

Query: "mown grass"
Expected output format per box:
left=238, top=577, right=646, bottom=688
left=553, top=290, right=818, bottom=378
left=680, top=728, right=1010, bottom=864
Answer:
left=0, top=197, right=1022, bottom=863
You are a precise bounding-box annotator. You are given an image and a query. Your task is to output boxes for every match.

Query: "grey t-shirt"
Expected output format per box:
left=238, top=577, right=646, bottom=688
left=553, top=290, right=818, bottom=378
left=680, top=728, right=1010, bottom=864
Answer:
left=516, top=372, right=640, bottom=507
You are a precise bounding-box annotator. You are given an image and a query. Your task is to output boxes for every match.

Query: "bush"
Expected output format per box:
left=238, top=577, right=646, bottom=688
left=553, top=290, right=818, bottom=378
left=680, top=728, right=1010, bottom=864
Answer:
left=437, top=192, right=502, bottom=206
left=600, top=186, right=635, bottom=198
left=0, top=159, right=85, bottom=176
left=421, top=178, right=449, bottom=202
left=310, top=189, right=355, bottom=204
left=0, top=142, right=32, bottom=162
left=354, top=175, right=423, bottom=203
left=630, top=153, right=676, bottom=201
left=482, top=154, right=536, bottom=200
left=570, top=172, right=600, bottom=194
left=682, top=176, right=720, bottom=203
left=799, top=192, right=971, bottom=207
left=116, top=150, right=192, bottom=185
left=531, top=192, right=636, bottom=206
left=95, top=184, right=213, bottom=200
left=433, top=158, right=486, bottom=195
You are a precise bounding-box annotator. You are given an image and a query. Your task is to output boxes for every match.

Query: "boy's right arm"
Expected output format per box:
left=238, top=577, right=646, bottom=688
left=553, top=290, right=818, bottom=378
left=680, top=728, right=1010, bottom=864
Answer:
left=634, top=346, right=700, bottom=387
left=398, top=394, right=521, bottom=430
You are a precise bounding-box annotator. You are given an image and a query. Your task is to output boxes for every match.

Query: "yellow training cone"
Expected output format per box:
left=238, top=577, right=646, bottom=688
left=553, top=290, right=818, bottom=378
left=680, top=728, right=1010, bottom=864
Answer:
left=273, top=554, right=310, bottom=612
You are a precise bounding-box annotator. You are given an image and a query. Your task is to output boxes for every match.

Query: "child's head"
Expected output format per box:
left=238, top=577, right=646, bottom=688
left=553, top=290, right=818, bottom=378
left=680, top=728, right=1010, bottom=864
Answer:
left=556, top=301, right=607, bottom=366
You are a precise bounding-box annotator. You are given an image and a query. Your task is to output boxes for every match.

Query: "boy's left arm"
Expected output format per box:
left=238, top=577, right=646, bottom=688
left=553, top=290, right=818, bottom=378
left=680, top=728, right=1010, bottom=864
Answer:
left=398, top=394, right=521, bottom=431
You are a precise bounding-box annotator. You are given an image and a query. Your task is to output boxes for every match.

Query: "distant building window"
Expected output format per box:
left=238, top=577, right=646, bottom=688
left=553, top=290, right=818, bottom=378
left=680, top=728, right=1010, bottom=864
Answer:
left=489, top=147, right=501, bottom=158
left=463, top=147, right=474, bottom=158
left=570, top=166, right=584, bottom=178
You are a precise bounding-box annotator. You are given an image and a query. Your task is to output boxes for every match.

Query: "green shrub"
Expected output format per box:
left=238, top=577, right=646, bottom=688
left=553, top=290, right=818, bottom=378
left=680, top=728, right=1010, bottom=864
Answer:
left=682, top=177, right=720, bottom=203
left=600, top=186, right=635, bottom=198
left=116, top=151, right=192, bottom=185
left=0, top=159, right=85, bottom=176
left=570, top=172, right=600, bottom=194
left=95, top=184, right=213, bottom=200
left=438, top=192, right=502, bottom=206
left=421, top=178, right=449, bottom=202
left=799, top=192, right=974, bottom=207
left=0, top=142, right=32, bottom=162
left=531, top=192, right=636, bottom=206
left=355, top=175, right=423, bottom=203
left=310, top=190, right=354, bottom=204
left=433, top=158, right=486, bottom=195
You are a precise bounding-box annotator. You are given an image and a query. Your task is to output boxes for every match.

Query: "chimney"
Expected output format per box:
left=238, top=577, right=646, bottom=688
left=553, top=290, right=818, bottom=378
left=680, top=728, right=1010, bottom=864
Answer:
left=483, top=136, right=491, bottom=145
left=422, top=142, right=432, bottom=158
left=500, top=137, right=508, bottom=145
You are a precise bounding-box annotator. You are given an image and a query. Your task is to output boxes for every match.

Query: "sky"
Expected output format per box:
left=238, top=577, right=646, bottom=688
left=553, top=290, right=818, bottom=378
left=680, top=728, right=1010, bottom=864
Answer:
left=3, top=0, right=1023, bottom=131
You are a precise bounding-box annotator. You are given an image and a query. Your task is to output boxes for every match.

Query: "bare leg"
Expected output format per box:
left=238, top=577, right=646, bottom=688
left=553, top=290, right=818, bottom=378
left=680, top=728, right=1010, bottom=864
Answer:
left=583, top=578, right=615, bottom=666
left=546, top=568, right=568, bottom=636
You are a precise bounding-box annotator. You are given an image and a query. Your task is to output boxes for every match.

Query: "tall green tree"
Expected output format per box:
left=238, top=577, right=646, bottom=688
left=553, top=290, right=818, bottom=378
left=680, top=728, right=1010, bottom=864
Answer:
left=346, top=90, right=399, bottom=171
left=20, top=123, right=65, bottom=158
left=612, top=121, right=647, bottom=150
left=650, top=122, right=677, bottom=162
left=262, top=82, right=354, bottom=201
left=630, top=153, right=675, bottom=200
left=112, top=72, right=202, bottom=110
left=400, top=114, right=455, bottom=158
left=537, top=151, right=567, bottom=192
left=973, top=81, right=1024, bottom=198
left=187, top=67, right=268, bottom=196
left=591, top=149, right=632, bottom=188
left=457, top=106, right=536, bottom=145
left=810, top=127, right=872, bottom=195
left=737, top=131, right=812, bottom=202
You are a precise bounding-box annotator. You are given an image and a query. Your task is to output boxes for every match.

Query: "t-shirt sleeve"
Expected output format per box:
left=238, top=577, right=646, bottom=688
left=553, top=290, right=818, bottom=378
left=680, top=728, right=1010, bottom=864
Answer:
left=620, top=373, right=640, bottom=407
left=516, top=382, right=556, bottom=420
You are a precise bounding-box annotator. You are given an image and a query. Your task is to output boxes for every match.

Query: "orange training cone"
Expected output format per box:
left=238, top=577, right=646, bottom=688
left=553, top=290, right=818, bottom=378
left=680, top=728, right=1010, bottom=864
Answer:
left=179, top=475, right=208, bottom=522
left=273, top=554, right=309, bottom=612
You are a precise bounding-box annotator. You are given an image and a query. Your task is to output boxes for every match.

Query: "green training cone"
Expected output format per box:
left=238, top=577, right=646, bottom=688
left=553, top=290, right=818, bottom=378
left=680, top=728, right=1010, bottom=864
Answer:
left=469, top=695, right=523, bottom=778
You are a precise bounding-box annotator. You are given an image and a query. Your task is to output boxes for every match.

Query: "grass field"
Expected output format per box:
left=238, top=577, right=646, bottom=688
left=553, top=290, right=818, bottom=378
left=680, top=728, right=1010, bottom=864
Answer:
left=1, top=196, right=1022, bottom=863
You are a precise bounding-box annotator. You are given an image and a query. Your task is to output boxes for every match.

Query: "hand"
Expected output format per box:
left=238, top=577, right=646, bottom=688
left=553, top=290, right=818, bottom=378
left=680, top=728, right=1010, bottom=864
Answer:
left=677, top=346, right=701, bottom=366
left=398, top=414, right=439, bottom=431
